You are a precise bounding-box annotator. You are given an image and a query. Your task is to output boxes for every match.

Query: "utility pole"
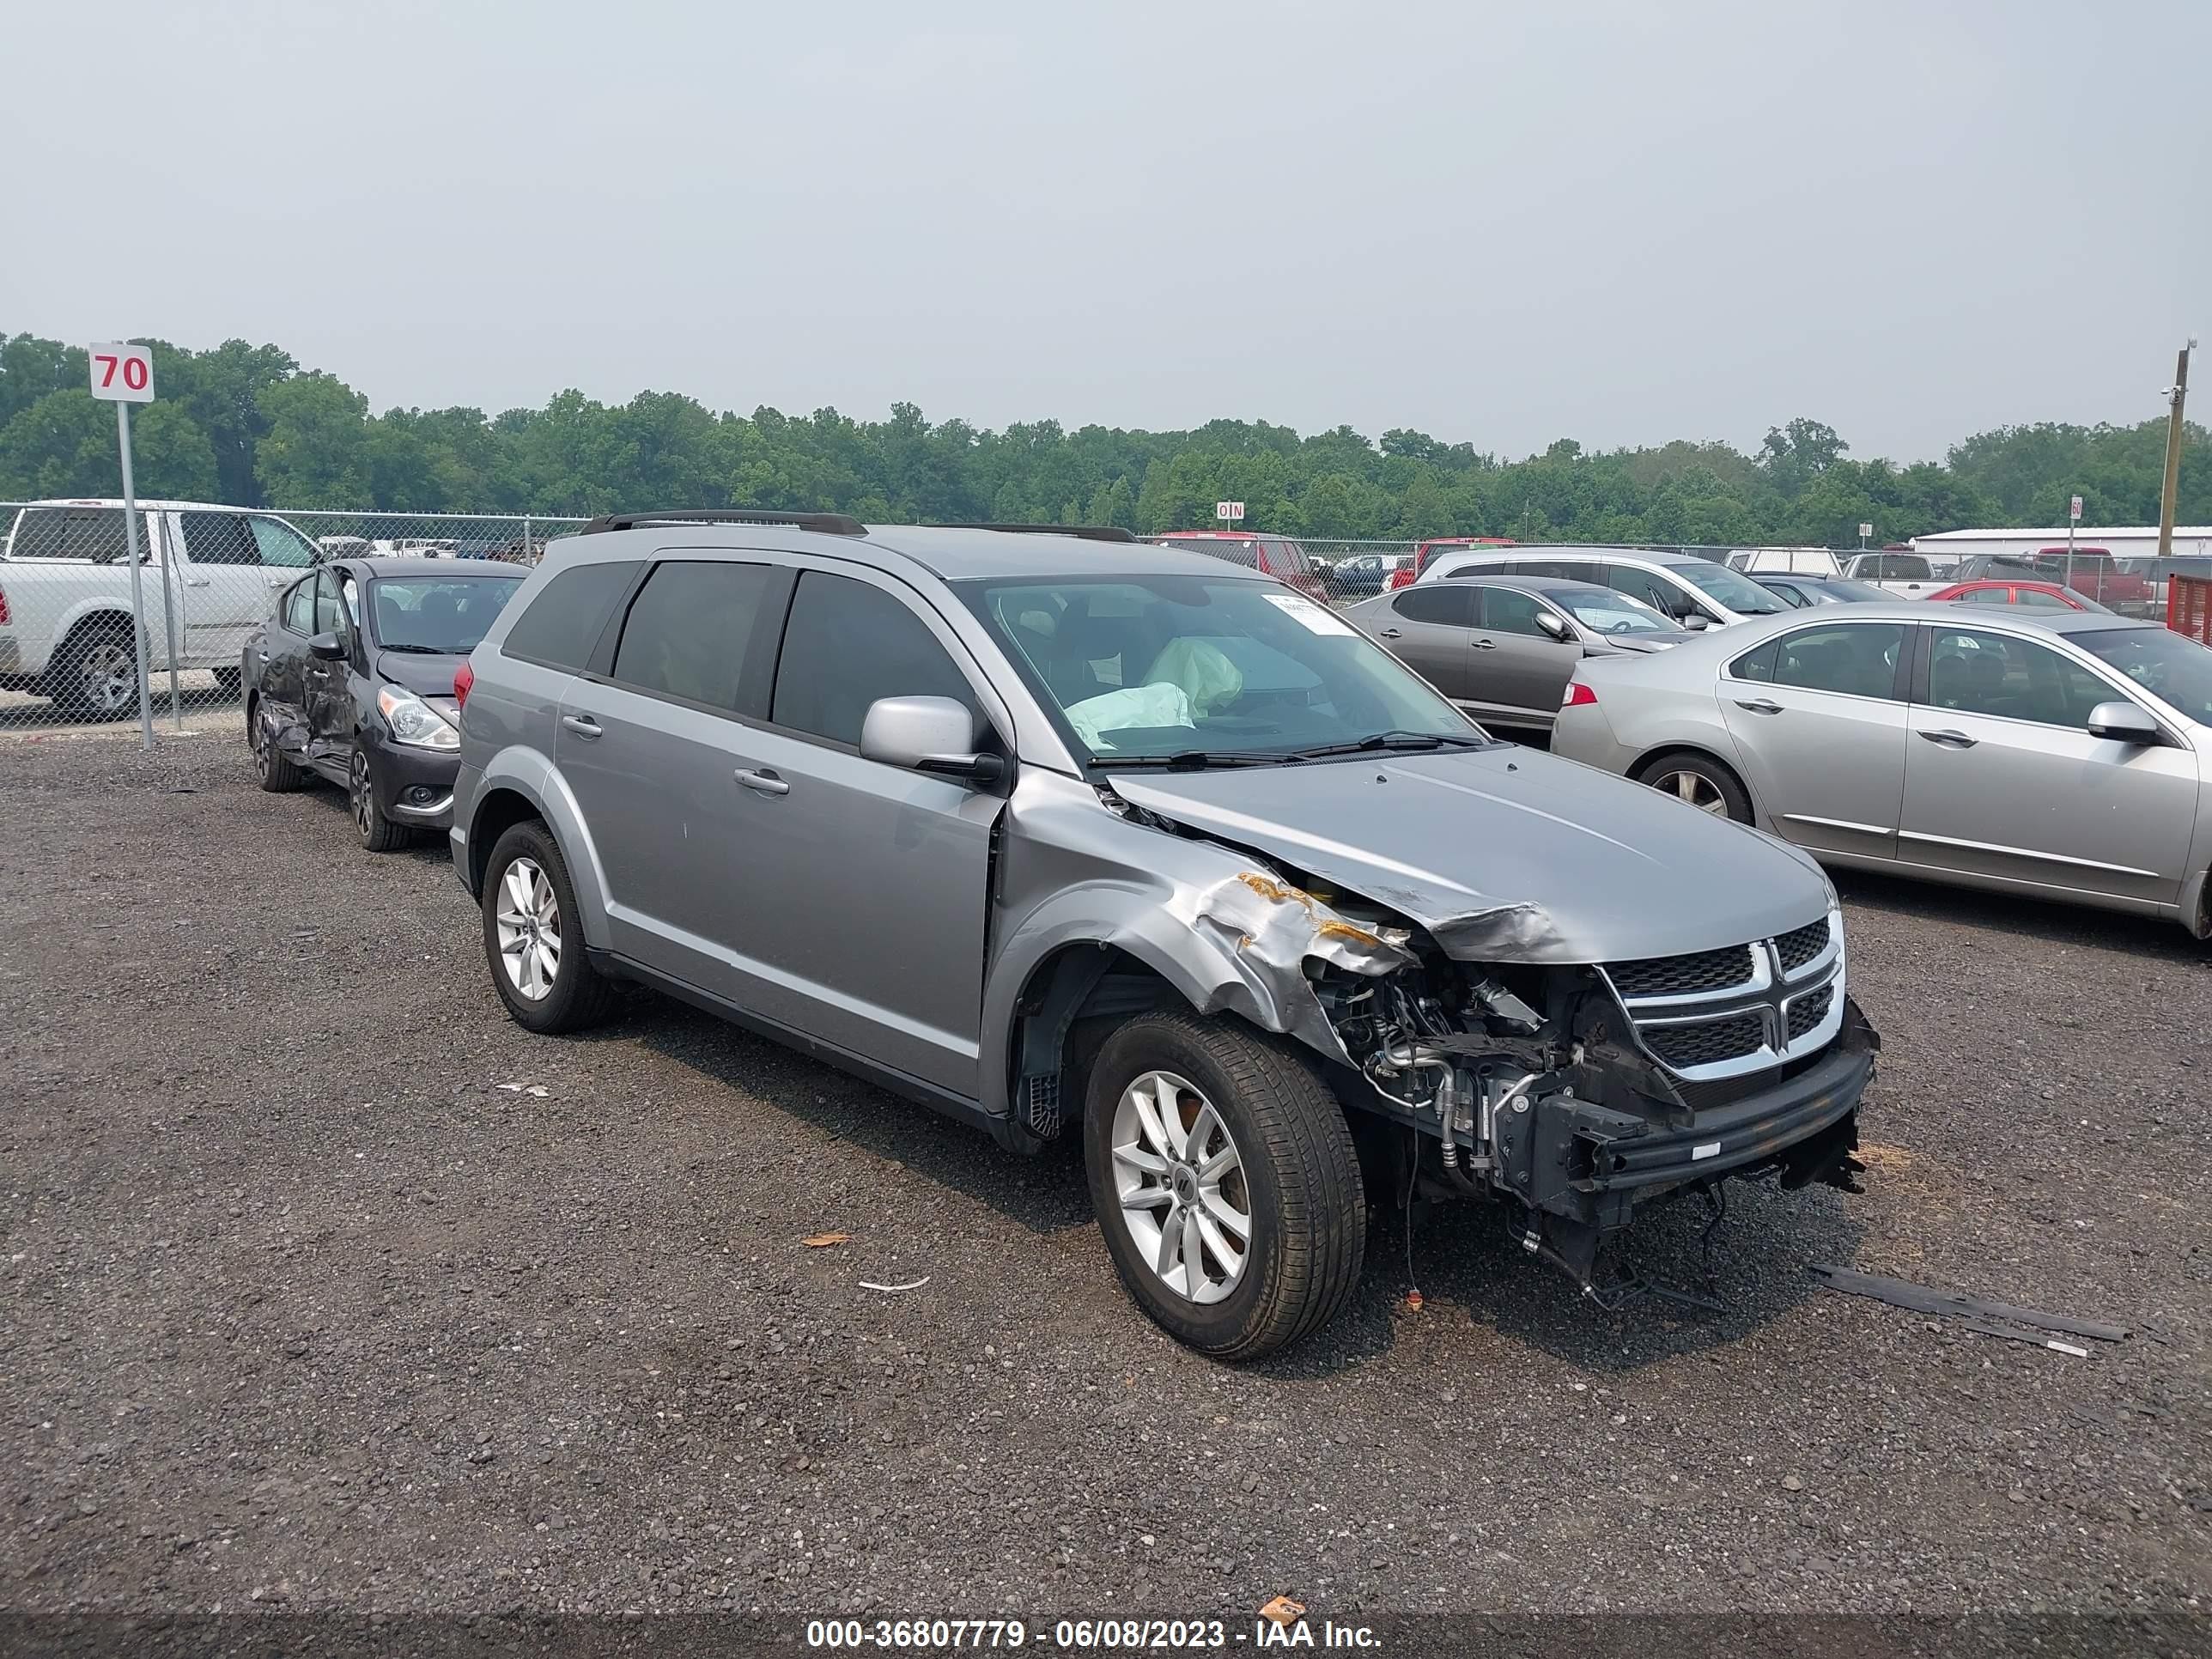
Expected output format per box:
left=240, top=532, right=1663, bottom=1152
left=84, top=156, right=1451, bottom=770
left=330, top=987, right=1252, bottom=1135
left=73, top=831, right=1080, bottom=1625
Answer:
left=2158, top=340, right=2195, bottom=560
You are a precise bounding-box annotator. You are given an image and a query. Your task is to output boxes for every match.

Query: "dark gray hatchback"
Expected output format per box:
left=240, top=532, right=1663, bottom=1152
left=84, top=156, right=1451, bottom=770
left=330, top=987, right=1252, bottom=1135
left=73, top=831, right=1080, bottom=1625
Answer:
left=449, top=514, right=1875, bottom=1358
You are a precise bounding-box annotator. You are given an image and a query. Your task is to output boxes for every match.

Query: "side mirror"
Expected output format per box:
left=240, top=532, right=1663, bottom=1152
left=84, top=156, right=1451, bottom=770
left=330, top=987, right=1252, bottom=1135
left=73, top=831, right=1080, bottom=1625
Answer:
left=1680, top=613, right=1711, bottom=631
left=1534, top=611, right=1573, bottom=642
left=308, top=632, right=347, bottom=662
left=860, top=695, right=1003, bottom=784
left=2085, top=700, right=2160, bottom=744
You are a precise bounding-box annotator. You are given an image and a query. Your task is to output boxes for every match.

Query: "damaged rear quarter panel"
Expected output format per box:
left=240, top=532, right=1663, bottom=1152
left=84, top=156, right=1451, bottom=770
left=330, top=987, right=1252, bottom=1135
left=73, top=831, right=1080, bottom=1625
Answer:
left=978, top=769, right=1413, bottom=1119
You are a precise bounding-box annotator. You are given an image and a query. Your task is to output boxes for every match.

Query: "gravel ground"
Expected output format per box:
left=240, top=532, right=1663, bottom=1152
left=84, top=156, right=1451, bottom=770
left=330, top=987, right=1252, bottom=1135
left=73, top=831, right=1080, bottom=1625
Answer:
left=3, top=734, right=2209, bottom=1631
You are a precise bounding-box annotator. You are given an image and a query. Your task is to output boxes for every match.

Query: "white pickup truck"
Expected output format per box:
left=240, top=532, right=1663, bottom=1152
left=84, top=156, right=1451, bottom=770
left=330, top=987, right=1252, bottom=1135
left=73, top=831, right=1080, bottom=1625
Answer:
left=0, top=499, right=322, bottom=718
left=1838, top=550, right=1944, bottom=599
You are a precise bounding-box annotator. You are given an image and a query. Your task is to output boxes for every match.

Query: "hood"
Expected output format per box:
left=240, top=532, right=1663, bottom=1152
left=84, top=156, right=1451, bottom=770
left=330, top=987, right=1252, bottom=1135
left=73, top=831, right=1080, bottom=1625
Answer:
left=374, top=650, right=468, bottom=697
left=1108, top=745, right=1831, bottom=964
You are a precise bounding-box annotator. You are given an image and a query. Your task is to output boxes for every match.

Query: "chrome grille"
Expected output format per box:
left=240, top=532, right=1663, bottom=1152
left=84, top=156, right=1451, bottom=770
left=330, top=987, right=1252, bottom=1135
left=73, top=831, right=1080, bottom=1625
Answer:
left=1775, top=919, right=1832, bottom=975
left=1606, top=945, right=1756, bottom=1000
left=1648, top=1012, right=1765, bottom=1069
left=1601, top=908, right=1845, bottom=1082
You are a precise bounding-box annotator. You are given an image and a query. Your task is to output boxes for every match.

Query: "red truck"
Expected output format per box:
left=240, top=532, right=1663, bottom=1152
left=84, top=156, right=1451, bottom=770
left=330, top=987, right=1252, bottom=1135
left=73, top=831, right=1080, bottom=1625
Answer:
left=2017, top=548, right=2155, bottom=615
left=1145, top=531, right=1329, bottom=603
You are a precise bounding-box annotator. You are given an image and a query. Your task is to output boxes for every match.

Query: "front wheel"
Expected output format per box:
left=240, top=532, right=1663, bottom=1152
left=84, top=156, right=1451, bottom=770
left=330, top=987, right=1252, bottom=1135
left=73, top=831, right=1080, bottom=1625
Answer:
left=349, top=750, right=410, bottom=852
left=1083, top=1012, right=1365, bottom=1360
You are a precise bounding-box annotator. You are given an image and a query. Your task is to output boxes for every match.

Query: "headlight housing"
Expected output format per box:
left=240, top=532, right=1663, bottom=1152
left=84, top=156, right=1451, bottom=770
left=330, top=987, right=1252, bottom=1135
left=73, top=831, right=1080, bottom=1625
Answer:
left=377, top=684, right=459, bottom=750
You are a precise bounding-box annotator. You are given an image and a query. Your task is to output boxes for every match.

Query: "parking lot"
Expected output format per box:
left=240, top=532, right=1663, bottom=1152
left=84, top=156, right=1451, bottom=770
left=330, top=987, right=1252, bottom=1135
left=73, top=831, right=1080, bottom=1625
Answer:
left=3, top=732, right=2209, bottom=1626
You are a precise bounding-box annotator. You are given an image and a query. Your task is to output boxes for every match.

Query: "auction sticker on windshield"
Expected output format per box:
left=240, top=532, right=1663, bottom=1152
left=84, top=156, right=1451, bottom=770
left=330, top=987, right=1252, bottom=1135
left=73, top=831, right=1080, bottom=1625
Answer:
left=1263, top=593, right=1355, bottom=635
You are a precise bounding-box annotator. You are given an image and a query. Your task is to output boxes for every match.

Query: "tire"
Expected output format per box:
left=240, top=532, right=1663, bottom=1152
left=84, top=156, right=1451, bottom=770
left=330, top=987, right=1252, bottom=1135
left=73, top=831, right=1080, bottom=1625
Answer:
left=1083, top=1011, right=1365, bottom=1360
left=481, top=818, right=618, bottom=1034
left=49, top=623, right=140, bottom=721
left=349, top=750, right=411, bottom=853
left=1633, top=750, right=1753, bottom=823
left=248, top=696, right=307, bottom=793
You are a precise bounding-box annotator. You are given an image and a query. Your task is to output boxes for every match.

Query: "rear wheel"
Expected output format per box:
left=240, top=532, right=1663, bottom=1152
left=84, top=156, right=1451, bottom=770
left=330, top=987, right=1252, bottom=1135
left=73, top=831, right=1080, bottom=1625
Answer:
left=1634, top=751, right=1753, bottom=823
left=49, top=624, right=140, bottom=720
left=481, top=818, right=618, bottom=1033
left=1084, top=1012, right=1365, bottom=1360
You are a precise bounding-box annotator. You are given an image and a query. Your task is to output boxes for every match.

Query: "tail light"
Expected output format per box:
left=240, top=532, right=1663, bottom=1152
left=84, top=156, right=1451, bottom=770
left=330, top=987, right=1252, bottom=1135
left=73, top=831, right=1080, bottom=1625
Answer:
left=0, top=583, right=9, bottom=626
left=1385, top=567, right=1415, bottom=591
left=453, top=660, right=474, bottom=710
left=1561, top=680, right=1597, bottom=708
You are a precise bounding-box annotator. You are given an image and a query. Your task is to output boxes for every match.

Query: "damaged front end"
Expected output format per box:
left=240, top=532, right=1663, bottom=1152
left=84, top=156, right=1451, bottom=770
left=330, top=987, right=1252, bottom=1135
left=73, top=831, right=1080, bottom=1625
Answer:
left=1182, top=849, right=1878, bottom=1298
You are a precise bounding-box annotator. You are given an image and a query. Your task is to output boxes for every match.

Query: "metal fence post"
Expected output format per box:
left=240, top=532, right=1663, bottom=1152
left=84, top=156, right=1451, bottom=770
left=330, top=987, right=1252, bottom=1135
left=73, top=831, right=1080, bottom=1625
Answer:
left=115, top=405, right=156, bottom=750
left=522, top=513, right=532, bottom=564
left=156, top=528, right=185, bottom=729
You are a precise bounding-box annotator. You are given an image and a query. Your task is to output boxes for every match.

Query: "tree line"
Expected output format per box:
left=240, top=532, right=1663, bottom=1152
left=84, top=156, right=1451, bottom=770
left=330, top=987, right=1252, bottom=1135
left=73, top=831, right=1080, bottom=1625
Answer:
left=2, top=331, right=2203, bottom=546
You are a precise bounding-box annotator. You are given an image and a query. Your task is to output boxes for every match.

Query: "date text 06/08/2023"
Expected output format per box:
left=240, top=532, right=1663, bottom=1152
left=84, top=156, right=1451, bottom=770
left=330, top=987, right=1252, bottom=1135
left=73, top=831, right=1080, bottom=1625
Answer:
left=803, top=1616, right=1382, bottom=1650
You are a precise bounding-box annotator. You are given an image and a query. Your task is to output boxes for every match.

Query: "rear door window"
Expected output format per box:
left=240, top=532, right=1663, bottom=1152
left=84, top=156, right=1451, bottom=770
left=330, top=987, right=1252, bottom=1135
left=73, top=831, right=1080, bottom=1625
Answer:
left=771, top=572, right=981, bottom=749
left=1768, top=623, right=1906, bottom=699
left=180, top=512, right=260, bottom=566
left=500, top=561, right=641, bottom=672
left=1512, top=557, right=1595, bottom=581
left=609, top=561, right=777, bottom=714
left=1390, top=586, right=1476, bottom=626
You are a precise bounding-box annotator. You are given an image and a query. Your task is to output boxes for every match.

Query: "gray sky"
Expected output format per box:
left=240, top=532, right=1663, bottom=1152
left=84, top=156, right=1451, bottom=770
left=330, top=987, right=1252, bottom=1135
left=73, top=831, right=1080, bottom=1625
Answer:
left=4, top=0, right=2204, bottom=461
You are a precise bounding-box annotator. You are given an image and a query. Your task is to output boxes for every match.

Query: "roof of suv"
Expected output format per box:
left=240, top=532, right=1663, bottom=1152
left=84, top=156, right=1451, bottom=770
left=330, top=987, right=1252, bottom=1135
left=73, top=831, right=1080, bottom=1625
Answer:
left=1426, top=544, right=1707, bottom=572
left=568, top=521, right=1269, bottom=585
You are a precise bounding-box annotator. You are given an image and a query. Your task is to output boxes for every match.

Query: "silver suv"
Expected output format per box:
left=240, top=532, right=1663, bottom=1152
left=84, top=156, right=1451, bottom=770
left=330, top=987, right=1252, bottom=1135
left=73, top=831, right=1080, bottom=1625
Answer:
left=450, top=514, right=1876, bottom=1358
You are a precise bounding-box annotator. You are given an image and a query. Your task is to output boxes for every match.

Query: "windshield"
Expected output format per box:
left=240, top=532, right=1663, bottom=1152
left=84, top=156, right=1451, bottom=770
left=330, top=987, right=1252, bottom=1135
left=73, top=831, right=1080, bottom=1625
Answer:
left=2075, top=627, right=2212, bottom=726
left=1674, top=560, right=1789, bottom=614
left=1552, top=590, right=1676, bottom=635
left=368, top=575, right=525, bottom=653
left=959, top=575, right=1484, bottom=763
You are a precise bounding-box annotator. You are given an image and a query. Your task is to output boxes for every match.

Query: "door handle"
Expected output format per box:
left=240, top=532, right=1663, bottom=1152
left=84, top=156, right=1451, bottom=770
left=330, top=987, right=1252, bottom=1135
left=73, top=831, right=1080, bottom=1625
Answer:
left=1733, top=698, right=1784, bottom=714
left=1919, top=727, right=1978, bottom=748
left=183, top=577, right=210, bottom=588
left=735, top=768, right=790, bottom=797
left=1376, top=627, right=1402, bottom=639
left=1472, top=638, right=1498, bottom=650
left=560, top=714, right=603, bottom=740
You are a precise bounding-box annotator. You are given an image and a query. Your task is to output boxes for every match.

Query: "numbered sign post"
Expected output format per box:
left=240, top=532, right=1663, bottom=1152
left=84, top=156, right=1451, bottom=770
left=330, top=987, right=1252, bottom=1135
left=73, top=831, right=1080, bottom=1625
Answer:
left=1214, top=500, right=1246, bottom=524
left=88, top=343, right=161, bottom=745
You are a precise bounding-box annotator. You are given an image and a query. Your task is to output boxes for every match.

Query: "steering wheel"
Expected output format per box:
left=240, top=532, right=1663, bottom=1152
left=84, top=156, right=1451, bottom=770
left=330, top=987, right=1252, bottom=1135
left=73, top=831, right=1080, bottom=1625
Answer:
left=1609, top=620, right=1635, bottom=634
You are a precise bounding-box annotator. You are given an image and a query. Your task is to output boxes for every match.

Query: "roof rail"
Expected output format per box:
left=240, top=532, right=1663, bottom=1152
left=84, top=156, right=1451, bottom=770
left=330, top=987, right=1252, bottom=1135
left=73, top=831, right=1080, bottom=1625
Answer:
left=942, top=522, right=1139, bottom=544
left=579, top=508, right=867, bottom=538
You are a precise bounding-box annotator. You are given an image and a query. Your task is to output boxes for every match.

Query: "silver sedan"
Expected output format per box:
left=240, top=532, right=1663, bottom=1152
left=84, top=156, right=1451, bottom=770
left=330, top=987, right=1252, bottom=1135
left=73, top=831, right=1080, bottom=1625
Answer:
left=1552, top=604, right=2212, bottom=937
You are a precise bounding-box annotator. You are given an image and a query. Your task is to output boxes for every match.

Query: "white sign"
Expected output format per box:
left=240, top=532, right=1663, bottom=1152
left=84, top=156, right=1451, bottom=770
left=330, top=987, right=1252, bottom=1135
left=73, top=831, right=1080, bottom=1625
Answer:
left=1215, top=501, right=1245, bottom=522
left=1857, top=522, right=1873, bottom=540
left=88, top=342, right=154, bottom=403
left=2069, top=495, right=2083, bottom=521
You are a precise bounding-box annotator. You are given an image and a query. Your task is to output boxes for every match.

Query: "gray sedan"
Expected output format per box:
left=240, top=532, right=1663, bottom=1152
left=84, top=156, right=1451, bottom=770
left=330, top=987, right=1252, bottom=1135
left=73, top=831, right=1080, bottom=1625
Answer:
left=1344, top=574, right=1694, bottom=735
left=1552, top=605, right=2212, bottom=936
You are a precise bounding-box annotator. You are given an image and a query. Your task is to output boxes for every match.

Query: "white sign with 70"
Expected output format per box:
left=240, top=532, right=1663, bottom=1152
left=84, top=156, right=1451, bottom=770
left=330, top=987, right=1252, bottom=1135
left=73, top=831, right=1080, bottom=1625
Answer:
left=88, top=342, right=155, bottom=403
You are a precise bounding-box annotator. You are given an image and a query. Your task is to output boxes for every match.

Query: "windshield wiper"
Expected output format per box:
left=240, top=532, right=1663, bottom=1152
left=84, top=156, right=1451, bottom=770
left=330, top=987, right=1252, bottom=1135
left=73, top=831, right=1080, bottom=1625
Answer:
left=1087, top=749, right=1307, bottom=770
left=379, top=643, right=453, bottom=654
left=1288, top=730, right=1493, bottom=760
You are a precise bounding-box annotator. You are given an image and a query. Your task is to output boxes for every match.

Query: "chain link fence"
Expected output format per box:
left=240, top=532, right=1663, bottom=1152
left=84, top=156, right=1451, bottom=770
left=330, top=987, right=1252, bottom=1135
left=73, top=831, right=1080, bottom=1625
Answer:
left=0, top=503, right=584, bottom=735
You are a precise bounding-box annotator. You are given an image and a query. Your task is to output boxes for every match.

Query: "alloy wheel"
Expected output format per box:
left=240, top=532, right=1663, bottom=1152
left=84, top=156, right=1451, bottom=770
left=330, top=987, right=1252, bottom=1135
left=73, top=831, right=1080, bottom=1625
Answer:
left=80, top=638, right=137, bottom=714
left=495, top=856, right=561, bottom=1001
left=1651, top=769, right=1730, bottom=815
left=349, top=754, right=375, bottom=837
left=1109, top=1070, right=1252, bottom=1305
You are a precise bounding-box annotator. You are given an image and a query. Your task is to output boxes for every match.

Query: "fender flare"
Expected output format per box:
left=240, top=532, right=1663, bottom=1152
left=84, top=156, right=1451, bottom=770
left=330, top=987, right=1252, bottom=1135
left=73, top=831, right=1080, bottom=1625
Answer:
left=464, top=745, right=617, bottom=951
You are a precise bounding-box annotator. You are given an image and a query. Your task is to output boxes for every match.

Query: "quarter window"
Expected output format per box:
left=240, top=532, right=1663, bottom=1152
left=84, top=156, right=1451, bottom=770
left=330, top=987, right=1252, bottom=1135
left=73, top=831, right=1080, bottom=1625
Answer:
left=500, top=561, right=641, bottom=672
left=1926, top=629, right=2118, bottom=728
left=771, top=573, right=980, bottom=749
left=1390, top=586, right=1476, bottom=627
left=610, top=561, right=775, bottom=713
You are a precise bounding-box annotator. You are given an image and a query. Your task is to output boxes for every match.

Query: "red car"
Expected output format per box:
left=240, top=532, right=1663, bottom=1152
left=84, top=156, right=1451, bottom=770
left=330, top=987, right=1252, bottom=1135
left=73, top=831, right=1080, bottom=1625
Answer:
left=1925, top=577, right=2112, bottom=613
left=1145, top=531, right=1328, bottom=602
left=2014, top=547, right=2154, bottom=612
left=1384, top=535, right=1518, bottom=591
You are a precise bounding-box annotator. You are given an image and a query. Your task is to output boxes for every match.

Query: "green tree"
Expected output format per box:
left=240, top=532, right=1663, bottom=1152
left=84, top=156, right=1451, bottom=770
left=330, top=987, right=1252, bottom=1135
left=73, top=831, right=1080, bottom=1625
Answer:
left=255, top=373, right=372, bottom=505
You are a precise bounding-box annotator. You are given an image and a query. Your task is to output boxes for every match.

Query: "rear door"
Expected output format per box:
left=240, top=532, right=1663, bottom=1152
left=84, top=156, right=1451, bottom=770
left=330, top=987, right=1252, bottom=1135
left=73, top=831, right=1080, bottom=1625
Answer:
left=175, top=512, right=281, bottom=664
left=1899, top=624, right=2197, bottom=904
left=1470, top=585, right=1581, bottom=726
left=1373, top=584, right=1476, bottom=697
left=1719, top=619, right=1912, bottom=857
left=255, top=573, right=319, bottom=752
